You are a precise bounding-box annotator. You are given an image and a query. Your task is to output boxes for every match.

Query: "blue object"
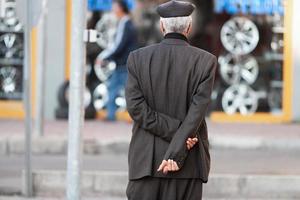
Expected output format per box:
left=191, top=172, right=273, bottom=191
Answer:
left=106, top=67, right=128, bottom=121
left=88, top=0, right=135, bottom=11
left=214, top=0, right=284, bottom=15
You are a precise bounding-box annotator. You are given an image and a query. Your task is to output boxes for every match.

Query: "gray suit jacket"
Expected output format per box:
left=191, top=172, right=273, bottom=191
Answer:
left=125, top=33, right=217, bottom=182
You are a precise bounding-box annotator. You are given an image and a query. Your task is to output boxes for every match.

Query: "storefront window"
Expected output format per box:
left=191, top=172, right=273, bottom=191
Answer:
left=208, top=0, right=285, bottom=115
left=0, top=0, right=23, bottom=100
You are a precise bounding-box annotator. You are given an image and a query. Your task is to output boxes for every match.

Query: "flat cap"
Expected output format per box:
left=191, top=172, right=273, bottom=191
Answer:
left=157, top=0, right=195, bottom=18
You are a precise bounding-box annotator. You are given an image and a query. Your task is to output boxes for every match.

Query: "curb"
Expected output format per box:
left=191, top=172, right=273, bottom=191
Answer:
left=208, top=135, right=300, bottom=150
left=1, top=136, right=130, bottom=156
left=24, top=170, right=300, bottom=199
left=1, top=134, right=300, bottom=155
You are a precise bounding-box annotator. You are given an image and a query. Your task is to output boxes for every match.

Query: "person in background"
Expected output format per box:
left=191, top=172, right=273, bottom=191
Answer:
left=96, top=0, right=137, bottom=121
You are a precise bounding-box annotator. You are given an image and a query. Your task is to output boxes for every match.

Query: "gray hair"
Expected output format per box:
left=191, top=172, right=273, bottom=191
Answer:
left=160, top=16, right=192, bottom=34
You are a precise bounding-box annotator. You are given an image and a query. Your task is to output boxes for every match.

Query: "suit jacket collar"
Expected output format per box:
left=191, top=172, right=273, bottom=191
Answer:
left=161, top=33, right=189, bottom=46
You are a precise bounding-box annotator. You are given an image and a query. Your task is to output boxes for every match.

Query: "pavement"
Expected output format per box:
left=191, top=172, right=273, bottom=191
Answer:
left=1, top=119, right=300, bottom=156
left=1, top=119, right=300, bottom=199
left=1, top=149, right=300, bottom=198
left=0, top=197, right=295, bottom=200
left=0, top=196, right=125, bottom=200
left=0, top=197, right=290, bottom=200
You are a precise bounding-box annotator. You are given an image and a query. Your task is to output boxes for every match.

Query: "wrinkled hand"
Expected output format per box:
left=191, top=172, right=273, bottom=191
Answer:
left=157, top=159, right=180, bottom=174
left=157, top=137, right=198, bottom=174
left=186, top=137, right=198, bottom=150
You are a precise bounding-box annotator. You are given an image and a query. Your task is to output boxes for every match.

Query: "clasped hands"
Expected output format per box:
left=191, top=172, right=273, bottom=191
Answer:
left=157, top=136, right=198, bottom=174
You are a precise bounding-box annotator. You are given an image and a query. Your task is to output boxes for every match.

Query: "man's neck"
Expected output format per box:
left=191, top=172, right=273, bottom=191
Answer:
left=164, top=32, right=188, bottom=42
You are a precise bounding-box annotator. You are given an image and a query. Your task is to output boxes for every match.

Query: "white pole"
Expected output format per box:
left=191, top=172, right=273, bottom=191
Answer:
left=35, top=0, right=48, bottom=136
left=24, top=0, right=33, bottom=196
left=66, top=0, right=87, bottom=199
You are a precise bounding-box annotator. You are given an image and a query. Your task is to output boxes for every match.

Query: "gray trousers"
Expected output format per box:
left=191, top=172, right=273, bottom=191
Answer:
left=126, top=176, right=203, bottom=200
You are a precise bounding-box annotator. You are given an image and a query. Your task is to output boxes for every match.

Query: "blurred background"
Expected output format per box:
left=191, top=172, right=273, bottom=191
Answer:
left=0, top=0, right=300, bottom=199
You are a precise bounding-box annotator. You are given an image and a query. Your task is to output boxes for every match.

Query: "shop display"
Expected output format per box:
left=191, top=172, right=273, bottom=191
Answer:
left=92, top=83, right=109, bottom=110
left=92, top=83, right=126, bottom=111
left=219, top=15, right=260, bottom=115
left=115, top=88, right=126, bottom=110
left=214, top=0, right=284, bottom=15
left=55, top=0, right=287, bottom=120
left=95, top=13, right=117, bottom=49
left=221, top=83, right=268, bottom=115
left=219, top=54, right=259, bottom=85
left=94, top=60, right=116, bottom=82
left=0, top=33, right=23, bottom=58
left=56, top=80, right=96, bottom=119
left=220, top=17, right=259, bottom=55
left=57, top=81, right=92, bottom=109
left=268, top=80, right=282, bottom=112
left=0, top=0, right=23, bottom=101
left=0, top=0, right=22, bottom=32
left=214, top=0, right=285, bottom=116
left=0, top=65, right=22, bottom=99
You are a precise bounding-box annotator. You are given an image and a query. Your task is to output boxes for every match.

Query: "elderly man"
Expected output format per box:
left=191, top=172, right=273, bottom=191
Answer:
left=125, top=1, right=217, bottom=199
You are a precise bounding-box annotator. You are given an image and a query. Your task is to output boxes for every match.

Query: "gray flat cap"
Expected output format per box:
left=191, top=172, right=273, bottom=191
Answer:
left=157, top=0, right=195, bottom=18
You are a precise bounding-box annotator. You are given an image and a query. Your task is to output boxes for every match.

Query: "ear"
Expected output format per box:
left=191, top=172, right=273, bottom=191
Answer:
left=160, top=20, right=165, bottom=35
left=186, top=23, right=192, bottom=35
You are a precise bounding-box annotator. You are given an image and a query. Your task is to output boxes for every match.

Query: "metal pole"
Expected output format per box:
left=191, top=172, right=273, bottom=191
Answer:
left=66, top=0, right=87, bottom=199
left=24, top=0, right=33, bottom=196
left=35, top=0, right=48, bottom=136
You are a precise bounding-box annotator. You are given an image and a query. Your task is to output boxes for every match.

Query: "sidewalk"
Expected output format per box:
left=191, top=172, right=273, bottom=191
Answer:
left=1, top=119, right=300, bottom=155
left=1, top=119, right=300, bottom=199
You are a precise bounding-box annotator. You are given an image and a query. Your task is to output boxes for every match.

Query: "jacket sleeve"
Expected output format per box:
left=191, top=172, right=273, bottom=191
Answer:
left=125, top=53, right=182, bottom=142
left=163, top=56, right=217, bottom=168
left=99, top=20, right=131, bottom=61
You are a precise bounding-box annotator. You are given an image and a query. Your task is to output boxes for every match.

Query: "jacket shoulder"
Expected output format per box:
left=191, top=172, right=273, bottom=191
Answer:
left=130, top=44, right=160, bottom=57
left=187, top=46, right=217, bottom=61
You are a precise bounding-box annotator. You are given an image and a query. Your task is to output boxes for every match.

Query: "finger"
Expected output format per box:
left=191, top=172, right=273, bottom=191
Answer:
left=171, top=160, right=175, bottom=171
left=157, top=160, right=167, bottom=171
left=173, top=161, right=179, bottom=171
left=172, top=160, right=177, bottom=171
left=157, top=163, right=163, bottom=171
left=189, top=141, right=195, bottom=147
left=169, top=160, right=173, bottom=171
left=157, top=164, right=163, bottom=171
left=192, top=138, right=198, bottom=142
left=187, top=144, right=191, bottom=150
left=186, top=141, right=191, bottom=147
left=168, top=159, right=172, bottom=171
left=163, top=166, right=168, bottom=174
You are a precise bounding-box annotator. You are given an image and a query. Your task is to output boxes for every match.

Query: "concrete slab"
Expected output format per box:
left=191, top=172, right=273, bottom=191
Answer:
left=27, top=170, right=300, bottom=199
left=0, top=137, right=7, bottom=156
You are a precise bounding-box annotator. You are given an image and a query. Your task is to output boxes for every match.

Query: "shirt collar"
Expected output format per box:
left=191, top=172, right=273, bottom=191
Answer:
left=164, top=32, right=188, bottom=42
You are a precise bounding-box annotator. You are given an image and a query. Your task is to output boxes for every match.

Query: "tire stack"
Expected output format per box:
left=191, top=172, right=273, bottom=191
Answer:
left=0, top=0, right=23, bottom=101
left=218, top=16, right=267, bottom=115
